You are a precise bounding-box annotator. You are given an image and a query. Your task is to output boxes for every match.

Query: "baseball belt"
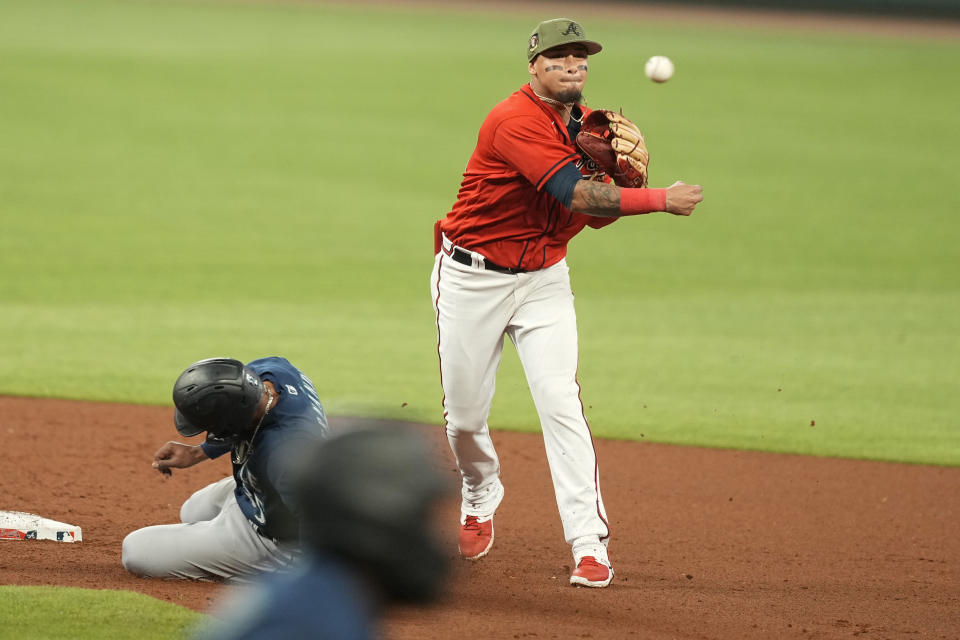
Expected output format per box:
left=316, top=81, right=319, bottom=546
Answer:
left=451, top=247, right=527, bottom=275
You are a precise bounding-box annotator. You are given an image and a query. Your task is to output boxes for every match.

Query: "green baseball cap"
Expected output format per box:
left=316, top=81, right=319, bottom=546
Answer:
left=526, top=18, right=602, bottom=62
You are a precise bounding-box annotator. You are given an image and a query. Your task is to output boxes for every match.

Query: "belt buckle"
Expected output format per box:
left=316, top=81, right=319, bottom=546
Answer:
left=454, top=247, right=480, bottom=269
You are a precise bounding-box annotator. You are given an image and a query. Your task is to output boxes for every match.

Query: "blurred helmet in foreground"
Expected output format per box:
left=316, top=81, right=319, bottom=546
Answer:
left=295, top=426, right=453, bottom=603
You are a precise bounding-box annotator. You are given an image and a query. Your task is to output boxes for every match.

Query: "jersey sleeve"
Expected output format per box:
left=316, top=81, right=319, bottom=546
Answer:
left=492, top=115, right=581, bottom=191
left=543, top=162, right=582, bottom=209
left=201, top=438, right=231, bottom=459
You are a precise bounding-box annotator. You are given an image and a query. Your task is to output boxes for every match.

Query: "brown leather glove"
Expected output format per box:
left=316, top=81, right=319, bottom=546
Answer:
left=576, top=109, right=649, bottom=188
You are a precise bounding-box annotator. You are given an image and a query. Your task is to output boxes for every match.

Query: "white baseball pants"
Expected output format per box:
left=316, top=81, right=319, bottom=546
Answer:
left=431, top=246, right=610, bottom=560
left=121, top=476, right=298, bottom=582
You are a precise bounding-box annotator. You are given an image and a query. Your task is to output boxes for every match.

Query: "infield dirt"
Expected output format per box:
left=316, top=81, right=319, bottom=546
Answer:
left=1, top=395, right=958, bottom=639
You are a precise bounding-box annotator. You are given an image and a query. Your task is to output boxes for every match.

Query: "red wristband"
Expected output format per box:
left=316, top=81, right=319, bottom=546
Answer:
left=619, top=188, right=667, bottom=215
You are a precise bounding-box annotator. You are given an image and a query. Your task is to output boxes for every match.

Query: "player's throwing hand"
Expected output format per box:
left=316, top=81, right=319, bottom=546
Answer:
left=665, top=181, right=703, bottom=216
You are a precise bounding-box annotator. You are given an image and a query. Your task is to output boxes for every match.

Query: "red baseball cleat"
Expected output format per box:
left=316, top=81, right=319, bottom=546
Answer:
left=570, top=556, right=614, bottom=588
left=458, top=515, right=494, bottom=560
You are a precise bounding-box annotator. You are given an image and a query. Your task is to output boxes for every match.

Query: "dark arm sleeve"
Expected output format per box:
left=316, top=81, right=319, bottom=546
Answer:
left=200, top=440, right=230, bottom=459
left=543, top=162, right=583, bottom=209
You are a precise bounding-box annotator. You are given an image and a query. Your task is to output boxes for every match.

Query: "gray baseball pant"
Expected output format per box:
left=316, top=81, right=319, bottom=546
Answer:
left=121, top=476, right=298, bottom=582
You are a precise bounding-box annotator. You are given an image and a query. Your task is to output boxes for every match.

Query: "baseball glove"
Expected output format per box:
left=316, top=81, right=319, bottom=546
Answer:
left=576, top=110, right=649, bottom=188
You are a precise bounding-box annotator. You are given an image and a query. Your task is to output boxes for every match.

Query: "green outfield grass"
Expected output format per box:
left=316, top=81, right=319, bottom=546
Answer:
left=0, top=586, right=204, bottom=639
left=1, top=0, right=958, bottom=465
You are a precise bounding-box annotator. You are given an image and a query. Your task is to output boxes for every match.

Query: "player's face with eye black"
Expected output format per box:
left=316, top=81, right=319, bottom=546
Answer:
left=529, top=44, right=589, bottom=103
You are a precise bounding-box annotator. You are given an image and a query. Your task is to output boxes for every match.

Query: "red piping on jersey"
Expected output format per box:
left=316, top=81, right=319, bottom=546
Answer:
left=575, top=356, right=611, bottom=542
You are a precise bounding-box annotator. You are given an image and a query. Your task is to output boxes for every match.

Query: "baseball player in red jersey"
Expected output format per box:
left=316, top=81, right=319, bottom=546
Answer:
left=430, top=18, right=703, bottom=588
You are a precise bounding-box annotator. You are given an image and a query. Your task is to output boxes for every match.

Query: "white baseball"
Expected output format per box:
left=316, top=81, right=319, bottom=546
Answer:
left=645, top=55, right=674, bottom=83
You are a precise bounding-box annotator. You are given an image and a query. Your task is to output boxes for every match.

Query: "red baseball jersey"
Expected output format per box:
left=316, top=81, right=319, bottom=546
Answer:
left=438, top=84, right=615, bottom=271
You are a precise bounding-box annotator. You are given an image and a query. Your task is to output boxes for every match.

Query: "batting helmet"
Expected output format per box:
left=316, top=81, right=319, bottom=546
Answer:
left=172, top=358, right=264, bottom=438
left=294, top=426, right=453, bottom=603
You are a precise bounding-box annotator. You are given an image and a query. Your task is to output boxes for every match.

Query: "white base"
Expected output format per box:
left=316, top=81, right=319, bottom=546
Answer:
left=0, top=510, right=82, bottom=542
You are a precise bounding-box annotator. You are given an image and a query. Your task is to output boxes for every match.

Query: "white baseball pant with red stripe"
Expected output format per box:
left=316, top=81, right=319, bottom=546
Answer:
left=431, top=242, right=611, bottom=564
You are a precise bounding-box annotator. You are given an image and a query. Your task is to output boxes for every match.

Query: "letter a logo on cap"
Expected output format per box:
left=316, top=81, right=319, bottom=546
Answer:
left=526, top=18, right=602, bottom=61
